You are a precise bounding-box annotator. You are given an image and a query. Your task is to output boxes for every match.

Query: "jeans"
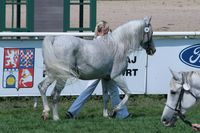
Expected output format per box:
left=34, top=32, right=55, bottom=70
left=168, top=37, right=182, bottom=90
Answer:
left=67, top=79, right=129, bottom=119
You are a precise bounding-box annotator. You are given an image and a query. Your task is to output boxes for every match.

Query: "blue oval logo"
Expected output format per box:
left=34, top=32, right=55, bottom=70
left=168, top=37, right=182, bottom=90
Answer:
left=179, top=44, right=200, bottom=68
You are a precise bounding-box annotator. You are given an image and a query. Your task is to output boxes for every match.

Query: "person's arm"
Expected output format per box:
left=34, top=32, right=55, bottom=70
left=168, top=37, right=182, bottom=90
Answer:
left=192, top=124, right=200, bottom=131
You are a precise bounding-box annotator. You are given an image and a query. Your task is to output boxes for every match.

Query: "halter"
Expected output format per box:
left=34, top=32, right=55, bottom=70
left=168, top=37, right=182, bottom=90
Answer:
left=143, top=24, right=152, bottom=50
left=165, top=86, right=198, bottom=127
left=144, top=24, right=151, bottom=40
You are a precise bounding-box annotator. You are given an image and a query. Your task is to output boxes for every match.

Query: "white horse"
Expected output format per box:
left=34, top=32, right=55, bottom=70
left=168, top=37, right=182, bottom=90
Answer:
left=161, top=69, right=200, bottom=127
left=39, top=16, right=156, bottom=121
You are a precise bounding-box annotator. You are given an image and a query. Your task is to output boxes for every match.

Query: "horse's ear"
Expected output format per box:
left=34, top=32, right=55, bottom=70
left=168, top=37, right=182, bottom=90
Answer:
left=144, top=16, right=152, bottom=25
left=182, top=72, right=191, bottom=91
left=169, top=68, right=182, bottom=81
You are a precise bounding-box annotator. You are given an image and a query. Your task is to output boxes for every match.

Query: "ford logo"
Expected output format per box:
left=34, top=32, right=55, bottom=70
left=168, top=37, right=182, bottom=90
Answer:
left=179, top=44, right=200, bottom=68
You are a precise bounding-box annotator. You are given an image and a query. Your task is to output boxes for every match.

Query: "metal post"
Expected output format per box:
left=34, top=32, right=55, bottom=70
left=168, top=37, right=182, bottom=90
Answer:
left=16, top=0, right=21, bottom=39
left=0, top=0, right=5, bottom=31
left=64, top=0, right=70, bottom=31
left=90, top=0, right=96, bottom=31
left=27, top=0, right=34, bottom=32
left=17, top=0, right=21, bottom=30
left=11, top=0, right=14, bottom=28
left=79, top=0, right=84, bottom=32
left=144, top=55, right=148, bottom=94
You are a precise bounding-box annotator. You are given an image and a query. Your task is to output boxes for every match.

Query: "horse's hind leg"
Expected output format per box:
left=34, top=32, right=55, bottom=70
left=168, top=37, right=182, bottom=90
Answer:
left=101, top=79, right=110, bottom=117
left=38, top=77, right=54, bottom=120
left=51, top=80, right=65, bottom=121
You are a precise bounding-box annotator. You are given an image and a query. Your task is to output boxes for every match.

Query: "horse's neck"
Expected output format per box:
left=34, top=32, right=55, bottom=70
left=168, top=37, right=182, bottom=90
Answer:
left=111, top=21, right=144, bottom=55
left=82, top=36, right=116, bottom=58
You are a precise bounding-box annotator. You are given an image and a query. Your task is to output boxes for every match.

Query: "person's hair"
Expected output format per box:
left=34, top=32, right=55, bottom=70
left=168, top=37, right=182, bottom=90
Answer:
left=94, top=20, right=110, bottom=38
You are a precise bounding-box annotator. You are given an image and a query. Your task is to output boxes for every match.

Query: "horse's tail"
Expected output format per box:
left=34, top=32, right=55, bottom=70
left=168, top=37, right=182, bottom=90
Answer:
left=42, top=36, right=55, bottom=69
left=42, top=36, right=78, bottom=82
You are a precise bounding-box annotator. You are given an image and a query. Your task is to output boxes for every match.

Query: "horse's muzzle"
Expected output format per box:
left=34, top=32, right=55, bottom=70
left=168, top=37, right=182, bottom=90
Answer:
left=161, top=115, right=177, bottom=127
left=146, top=48, right=156, bottom=55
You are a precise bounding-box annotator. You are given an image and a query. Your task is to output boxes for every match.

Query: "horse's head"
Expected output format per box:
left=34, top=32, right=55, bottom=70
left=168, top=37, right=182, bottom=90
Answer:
left=140, top=16, right=156, bottom=55
left=161, top=69, right=197, bottom=127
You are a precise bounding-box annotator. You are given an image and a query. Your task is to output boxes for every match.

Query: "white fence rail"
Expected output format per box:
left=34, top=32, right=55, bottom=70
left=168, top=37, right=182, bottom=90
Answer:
left=0, top=31, right=200, bottom=37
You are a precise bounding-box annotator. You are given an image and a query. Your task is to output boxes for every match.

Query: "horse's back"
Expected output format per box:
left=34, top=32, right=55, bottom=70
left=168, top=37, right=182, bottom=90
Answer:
left=51, top=35, right=82, bottom=58
left=54, top=35, right=82, bottom=47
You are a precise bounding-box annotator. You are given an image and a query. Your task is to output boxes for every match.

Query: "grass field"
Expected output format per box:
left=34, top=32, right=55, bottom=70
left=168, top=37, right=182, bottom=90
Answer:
left=0, top=95, right=199, bottom=133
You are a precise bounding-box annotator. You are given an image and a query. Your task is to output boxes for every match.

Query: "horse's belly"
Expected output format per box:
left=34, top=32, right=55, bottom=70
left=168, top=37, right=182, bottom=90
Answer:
left=76, top=57, right=113, bottom=80
left=78, top=70, right=107, bottom=80
left=77, top=65, right=111, bottom=80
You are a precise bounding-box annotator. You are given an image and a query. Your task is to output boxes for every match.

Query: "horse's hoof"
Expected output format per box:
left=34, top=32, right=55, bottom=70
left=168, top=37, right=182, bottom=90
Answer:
left=108, top=110, right=117, bottom=118
left=41, top=115, right=48, bottom=120
left=41, top=112, right=49, bottom=120
left=66, top=111, right=74, bottom=119
left=103, top=114, right=109, bottom=118
left=53, top=117, right=60, bottom=121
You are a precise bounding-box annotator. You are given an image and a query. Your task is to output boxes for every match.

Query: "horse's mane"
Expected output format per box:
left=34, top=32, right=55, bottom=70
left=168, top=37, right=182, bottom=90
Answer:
left=111, top=20, right=145, bottom=57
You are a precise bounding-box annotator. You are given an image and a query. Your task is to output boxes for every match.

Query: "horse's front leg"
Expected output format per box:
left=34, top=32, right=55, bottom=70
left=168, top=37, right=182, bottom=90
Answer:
left=101, top=79, right=109, bottom=117
left=38, top=77, right=54, bottom=120
left=51, top=80, right=65, bottom=121
left=112, top=76, right=131, bottom=113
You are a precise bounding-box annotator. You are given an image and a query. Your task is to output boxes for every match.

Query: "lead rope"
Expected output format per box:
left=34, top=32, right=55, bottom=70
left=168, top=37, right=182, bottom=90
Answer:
left=177, top=112, right=192, bottom=127
left=175, top=88, right=193, bottom=127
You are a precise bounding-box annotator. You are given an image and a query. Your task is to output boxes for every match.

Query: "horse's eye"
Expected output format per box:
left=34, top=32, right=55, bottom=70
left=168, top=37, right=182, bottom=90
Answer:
left=170, top=90, right=176, bottom=95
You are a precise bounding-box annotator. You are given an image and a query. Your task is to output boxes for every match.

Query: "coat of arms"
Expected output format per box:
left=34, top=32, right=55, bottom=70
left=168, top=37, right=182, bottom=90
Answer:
left=3, top=48, right=35, bottom=89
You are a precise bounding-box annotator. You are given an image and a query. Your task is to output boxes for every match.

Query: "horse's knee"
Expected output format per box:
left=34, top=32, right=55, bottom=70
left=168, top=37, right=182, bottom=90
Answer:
left=52, top=98, right=59, bottom=104
left=38, top=83, right=44, bottom=92
left=38, top=83, right=46, bottom=94
left=38, top=78, right=54, bottom=94
left=38, top=82, right=42, bottom=90
left=51, top=90, right=61, bottom=103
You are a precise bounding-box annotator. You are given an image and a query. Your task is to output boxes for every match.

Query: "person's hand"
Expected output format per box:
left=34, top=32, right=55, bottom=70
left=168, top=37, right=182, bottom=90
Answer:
left=192, top=124, right=200, bottom=131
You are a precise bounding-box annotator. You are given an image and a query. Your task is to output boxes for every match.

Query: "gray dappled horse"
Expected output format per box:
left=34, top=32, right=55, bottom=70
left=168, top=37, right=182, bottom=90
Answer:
left=38, top=16, right=156, bottom=120
left=161, top=69, right=200, bottom=127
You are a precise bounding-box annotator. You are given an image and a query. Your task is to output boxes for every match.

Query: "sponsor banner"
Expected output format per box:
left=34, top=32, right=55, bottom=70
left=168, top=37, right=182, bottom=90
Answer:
left=147, top=39, right=200, bottom=94
left=179, top=44, right=200, bottom=68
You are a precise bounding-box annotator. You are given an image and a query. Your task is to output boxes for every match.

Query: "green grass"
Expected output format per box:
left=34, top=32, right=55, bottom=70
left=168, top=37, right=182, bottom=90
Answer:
left=0, top=95, right=199, bottom=133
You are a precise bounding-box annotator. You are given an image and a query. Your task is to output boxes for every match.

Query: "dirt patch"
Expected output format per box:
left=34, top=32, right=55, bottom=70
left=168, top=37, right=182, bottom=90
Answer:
left=97, top=0, right=200, bottom=31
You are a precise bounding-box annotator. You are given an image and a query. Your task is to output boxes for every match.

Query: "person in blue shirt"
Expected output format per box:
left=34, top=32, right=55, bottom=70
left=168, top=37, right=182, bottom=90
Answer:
left=66, top=20, right=130, bottom=119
